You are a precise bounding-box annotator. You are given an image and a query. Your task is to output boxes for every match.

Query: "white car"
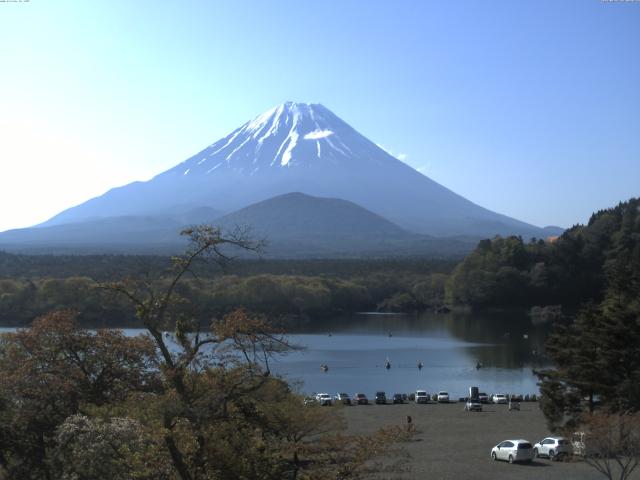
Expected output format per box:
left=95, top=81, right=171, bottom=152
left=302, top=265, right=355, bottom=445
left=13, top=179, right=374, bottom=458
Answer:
left=437, top=391, right=450, bottom=403
left=534, top=437, right=571, bottom=460
left=315, top=393, right=332, bottom=406
left=492, top=393, right=508, bottom=404
left=491, top=439, right=534, bottom=464
left=465, top=398, right=482, bottom=411
left=415, top=390, right=429, bottom=404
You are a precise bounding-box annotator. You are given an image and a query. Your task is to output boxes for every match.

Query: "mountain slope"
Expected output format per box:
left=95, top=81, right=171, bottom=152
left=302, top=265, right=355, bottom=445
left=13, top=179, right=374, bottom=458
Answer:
left=214, top=192, right=477, bottom=257
left=0, top=193, right=476, bottom=257
left=217, top=192, right=407, bottom=239
left=216, top=192, right=411, bottom=256
left=0, top=207, right=221, bottom=254
left=38, top=102, right=551, bottom=238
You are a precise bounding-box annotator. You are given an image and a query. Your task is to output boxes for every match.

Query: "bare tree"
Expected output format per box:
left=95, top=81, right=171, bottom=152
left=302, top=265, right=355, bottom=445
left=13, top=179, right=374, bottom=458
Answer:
left=100, top=225, right=414, bottom=480
left=580, top=413, right=640, bottom=480
left=102, top=225, right=281, bottom=480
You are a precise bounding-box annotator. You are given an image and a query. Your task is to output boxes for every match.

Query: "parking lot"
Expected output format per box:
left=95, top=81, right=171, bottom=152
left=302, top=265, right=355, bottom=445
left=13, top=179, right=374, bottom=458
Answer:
left=341, top=401, right=635, bottom=480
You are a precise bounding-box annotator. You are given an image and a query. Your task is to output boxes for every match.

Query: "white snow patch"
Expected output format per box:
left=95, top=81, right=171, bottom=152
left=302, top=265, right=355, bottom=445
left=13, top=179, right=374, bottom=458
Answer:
left=304, top=129, right=334, bottom=140
left=207, top=127, right=243, bottom=157
left=325, top=136, right=347, bottom=156
left=183, top=168, right=190, bottom=175
left=197, top=157, right=207, bottom=165
left=257, top=104, right=285, bottom=143
left=377, top=143, right=407, bottom=162
left=316, top=140, right=321, bottom=158
left=224, top=134, right=253, bottom=161
left=245, top=105, right=279, bottom=132
left=206, top=162, right=223, bottom=174
left=281, top=131, right=299, bottom=166
left=272, top=108, right=300, bottom=167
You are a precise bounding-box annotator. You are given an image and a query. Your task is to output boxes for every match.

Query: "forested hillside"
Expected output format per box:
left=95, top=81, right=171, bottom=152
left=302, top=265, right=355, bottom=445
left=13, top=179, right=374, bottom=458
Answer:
left=0, top=258, right=454, bottom=327
left=445, top=198, right=640, bottom=311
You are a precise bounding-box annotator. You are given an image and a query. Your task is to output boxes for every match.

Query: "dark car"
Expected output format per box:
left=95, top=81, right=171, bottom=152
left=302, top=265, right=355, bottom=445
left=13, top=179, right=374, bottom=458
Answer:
left=392, top=393, right=404, bottom=404
left=375, top=391, right=387, bottom=404
left=354, top=393, right=369, bottom=405
left=335, top=393, right=352, bottom=405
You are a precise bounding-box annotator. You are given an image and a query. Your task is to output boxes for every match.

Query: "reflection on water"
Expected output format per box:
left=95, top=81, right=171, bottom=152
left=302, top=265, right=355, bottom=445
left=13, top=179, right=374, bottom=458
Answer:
left=272, top=311, right=549, bottom=397
left=1, top=311, right=550, bottom=399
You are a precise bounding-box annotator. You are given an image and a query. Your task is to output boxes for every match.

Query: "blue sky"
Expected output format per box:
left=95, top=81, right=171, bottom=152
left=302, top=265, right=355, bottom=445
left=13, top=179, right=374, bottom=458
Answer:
left=1, top=0, right=639, bottom=232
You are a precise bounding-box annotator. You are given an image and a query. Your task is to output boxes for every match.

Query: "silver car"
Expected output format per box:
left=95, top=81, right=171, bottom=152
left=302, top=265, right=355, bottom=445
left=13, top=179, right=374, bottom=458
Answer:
left=415, top=390, right=429, bottom=404
left=534, top=437, right=571, bottom=460
left=491, top=439, right=534, bottom=464
left=465, top=399, right=482, bottom=411
left=492, top=393, right=508, bottom=404
left=315, top=393, right=332, bottom=406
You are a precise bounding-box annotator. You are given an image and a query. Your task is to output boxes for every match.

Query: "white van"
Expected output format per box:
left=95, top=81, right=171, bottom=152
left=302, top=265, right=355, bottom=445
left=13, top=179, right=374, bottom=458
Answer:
left=415, top=390, right=429, bottom=404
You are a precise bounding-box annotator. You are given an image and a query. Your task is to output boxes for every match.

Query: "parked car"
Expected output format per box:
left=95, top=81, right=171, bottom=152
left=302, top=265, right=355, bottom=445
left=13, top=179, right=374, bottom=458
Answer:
left=478, top=392, right=489, bottom=403
left=437, top=391, right=450, bottom=403
left=375, top=391, right=387, bottom=404
left=392, top=393, right=404, bottom=404
left=315, top=393, right=332, bottom=406
left=354, top=393, right=369, bottom=405
left=465, top=398, right=482, bottom=411
left=492, top=393, right=508, bottom=404
left=415, top=390, right=429, bottom=404
left=490, top=439, right=534, bottom=464
left=335, top=392, right=351, bottom=405
left=534, top=437, right=571, bottom=460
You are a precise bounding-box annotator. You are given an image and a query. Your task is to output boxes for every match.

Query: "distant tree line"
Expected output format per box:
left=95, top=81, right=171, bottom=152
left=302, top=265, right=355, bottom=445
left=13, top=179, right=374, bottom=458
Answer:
left=0, top=270, right=452, bottom=327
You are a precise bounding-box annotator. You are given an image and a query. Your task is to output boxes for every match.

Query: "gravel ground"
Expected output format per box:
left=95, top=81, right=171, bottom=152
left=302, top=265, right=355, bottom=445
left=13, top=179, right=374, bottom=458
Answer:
left=341, top=401, right=637, bottom=480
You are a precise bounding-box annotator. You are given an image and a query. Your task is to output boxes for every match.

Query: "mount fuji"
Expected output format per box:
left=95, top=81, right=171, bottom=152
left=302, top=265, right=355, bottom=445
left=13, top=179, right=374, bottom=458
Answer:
left=0, top=102, right=561, bottom=255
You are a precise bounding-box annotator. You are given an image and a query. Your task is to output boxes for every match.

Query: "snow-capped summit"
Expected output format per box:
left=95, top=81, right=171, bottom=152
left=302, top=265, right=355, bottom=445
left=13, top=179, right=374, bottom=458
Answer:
left=36, top=102, right=553, bottom=238
left=166, top=101, right=393, bottom=176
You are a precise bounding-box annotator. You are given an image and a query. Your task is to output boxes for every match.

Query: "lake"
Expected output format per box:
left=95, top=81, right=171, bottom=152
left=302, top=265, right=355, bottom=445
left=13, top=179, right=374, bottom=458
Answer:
left=270, top=311, right=549, bottom=398
left=0, top=311, right=549, bottom=399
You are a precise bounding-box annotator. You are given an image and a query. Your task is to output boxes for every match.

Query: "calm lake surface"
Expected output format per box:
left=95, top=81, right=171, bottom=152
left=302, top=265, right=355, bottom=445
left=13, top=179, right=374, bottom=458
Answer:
left=270, top=311, right=549, bottom=398
left=0, top=311, right=549, bottom=398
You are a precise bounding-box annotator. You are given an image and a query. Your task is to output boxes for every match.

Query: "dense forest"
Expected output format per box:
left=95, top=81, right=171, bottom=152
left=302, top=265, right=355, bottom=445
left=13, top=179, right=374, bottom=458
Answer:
left=0, top=256, right=455, bottom=327
left=1, top=198, right=639, bottom=328
left=529, top=198, right=640, bottom=461
left=446, top=198, right=640, bottom=312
